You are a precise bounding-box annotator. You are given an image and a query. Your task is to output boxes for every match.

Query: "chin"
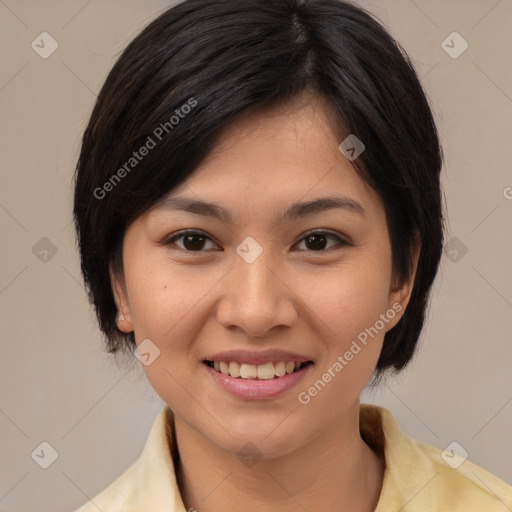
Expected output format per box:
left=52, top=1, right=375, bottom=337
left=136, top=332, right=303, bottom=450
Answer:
left=210, top=419, right=306, bottom=461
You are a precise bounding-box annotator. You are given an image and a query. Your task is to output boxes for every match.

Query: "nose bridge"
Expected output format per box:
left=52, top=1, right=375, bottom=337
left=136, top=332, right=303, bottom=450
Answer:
left=242, top=244, right=276, bottom=286
left=217, top=237, right=297, bottom=336
left=233, top=238, right=281, bottom=306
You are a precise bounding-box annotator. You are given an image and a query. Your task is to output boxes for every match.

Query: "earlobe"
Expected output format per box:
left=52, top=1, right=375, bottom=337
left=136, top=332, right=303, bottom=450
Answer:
left=115, top=312, right=134, bottom=333
left=110, top=267, right=134, bottom=333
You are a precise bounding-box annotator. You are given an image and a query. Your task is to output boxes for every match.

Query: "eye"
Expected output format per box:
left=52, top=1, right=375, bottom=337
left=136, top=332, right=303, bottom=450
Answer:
left=161, top=229, right=350, bottom=253
left=161, top=230, right=219, bottom=252
left=294, top=230, right=349, bottom=252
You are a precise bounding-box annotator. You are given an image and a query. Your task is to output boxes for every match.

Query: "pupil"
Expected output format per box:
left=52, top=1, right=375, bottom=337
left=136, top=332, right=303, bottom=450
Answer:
left=307, top=234, right=326, bottom=250
left=184, top=234, right=205, bottom=251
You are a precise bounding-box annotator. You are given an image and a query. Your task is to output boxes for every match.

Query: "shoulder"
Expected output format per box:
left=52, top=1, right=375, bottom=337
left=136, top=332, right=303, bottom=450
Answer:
left=72, top=461, right=138, bottom=512
left=360, top=404, right=512, bottom=511
left=72, top=405, right=181, bottom=511
left=409, top=434, right=512, bottom=510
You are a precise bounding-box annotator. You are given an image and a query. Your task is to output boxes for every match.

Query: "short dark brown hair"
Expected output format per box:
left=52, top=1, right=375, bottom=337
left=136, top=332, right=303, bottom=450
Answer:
left=73, top=0, right=444, bottom=385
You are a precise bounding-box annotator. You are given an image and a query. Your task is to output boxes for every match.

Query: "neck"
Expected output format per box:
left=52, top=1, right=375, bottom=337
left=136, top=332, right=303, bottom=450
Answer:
left=173, top=402, right=385, bottom=512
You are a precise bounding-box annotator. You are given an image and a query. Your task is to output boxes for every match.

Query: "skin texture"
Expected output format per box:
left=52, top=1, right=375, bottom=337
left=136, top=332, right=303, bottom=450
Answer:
left=112, top=94, right=420, bottom=512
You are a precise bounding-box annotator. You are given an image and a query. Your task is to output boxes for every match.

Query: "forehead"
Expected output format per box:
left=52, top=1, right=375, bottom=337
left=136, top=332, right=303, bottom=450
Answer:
left=157, top=96, right=382, bottom=221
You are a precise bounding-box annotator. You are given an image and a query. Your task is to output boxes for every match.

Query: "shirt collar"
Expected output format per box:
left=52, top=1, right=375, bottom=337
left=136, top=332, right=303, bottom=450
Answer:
left=136, top=405, right=186, bottom=511
left=135, top=403, right=424, bottom=511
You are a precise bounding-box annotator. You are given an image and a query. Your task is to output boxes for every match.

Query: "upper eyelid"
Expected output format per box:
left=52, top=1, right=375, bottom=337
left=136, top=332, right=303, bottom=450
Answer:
left=162, top=229, right=218, bottom=245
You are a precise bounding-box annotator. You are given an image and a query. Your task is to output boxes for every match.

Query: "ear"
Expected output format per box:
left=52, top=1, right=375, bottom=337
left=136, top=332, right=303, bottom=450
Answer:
left=110, top=265, right=134, bottom=333
left=385, top=231, right=421, bottom=331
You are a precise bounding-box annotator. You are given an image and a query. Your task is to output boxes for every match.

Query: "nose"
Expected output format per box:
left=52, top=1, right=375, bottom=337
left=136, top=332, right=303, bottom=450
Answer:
left=215, top=245, right=298, bottom=338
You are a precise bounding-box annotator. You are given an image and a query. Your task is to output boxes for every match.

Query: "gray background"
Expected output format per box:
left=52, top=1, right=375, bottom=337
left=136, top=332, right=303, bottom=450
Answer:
left=0, top=0, right=511, bottom=510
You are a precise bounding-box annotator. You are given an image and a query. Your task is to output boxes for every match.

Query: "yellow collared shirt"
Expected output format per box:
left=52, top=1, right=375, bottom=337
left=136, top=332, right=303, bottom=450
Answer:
left=74, top=404, right=512, bottom=511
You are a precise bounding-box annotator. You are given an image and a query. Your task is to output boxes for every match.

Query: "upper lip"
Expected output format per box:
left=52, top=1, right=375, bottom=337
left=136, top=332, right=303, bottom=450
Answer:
left=204, top=349, right=313, bottom=366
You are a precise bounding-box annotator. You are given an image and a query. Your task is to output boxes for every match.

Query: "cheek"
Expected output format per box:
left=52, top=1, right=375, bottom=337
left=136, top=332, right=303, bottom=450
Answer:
left=124, top=262, right=215, bottom=408
left=125, top=259, right=218, bottom=341
left=293, top=252, right=392, bottom=394
left=124, top=259, right=228, bottom=391
left=294, top=263, right=390, bottom=414
left=300, top=258, right=392, bottom=343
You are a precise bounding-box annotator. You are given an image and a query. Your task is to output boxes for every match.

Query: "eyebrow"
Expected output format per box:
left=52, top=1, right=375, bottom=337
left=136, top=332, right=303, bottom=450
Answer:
left=155, top=195, right=367, bottom=223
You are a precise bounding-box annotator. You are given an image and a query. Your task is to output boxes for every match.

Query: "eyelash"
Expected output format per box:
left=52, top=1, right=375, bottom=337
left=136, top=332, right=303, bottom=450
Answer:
left=160, top=229, right=350, bottom=253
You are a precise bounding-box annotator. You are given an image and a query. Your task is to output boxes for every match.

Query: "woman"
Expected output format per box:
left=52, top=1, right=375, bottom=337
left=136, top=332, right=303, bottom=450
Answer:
left=72, top=0, right=512, bottom=510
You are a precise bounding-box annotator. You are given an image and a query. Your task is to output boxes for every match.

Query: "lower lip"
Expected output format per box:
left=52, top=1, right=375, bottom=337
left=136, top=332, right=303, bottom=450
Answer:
left=203, top=362, right=313, bottom=400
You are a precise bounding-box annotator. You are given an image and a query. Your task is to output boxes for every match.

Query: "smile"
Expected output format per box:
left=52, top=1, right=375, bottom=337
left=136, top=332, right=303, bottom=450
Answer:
left=204, top=360, right=312, bottom=379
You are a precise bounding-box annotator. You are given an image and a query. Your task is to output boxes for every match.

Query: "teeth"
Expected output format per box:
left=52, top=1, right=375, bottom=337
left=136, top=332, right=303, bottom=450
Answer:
left=229, top=361, right=240, bottom=378
left=274, top=361, right=286, bottom=377
left=220, top=361, right=230, bottom=375
left=240, top=363, right=258, bottom=379
left=257, top=363, right=275, bottom=380
left=209, top=360, right=308, bottom=379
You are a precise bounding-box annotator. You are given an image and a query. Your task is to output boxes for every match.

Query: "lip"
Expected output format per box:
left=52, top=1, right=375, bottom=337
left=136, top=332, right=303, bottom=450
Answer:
left=202, top=360, right=314, bottom=400
left=204, top=349, right=313, bottom=366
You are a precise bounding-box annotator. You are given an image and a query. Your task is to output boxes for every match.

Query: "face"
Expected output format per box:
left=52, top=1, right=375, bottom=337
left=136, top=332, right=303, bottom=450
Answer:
left=112, top=95, right=418, bottom=458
